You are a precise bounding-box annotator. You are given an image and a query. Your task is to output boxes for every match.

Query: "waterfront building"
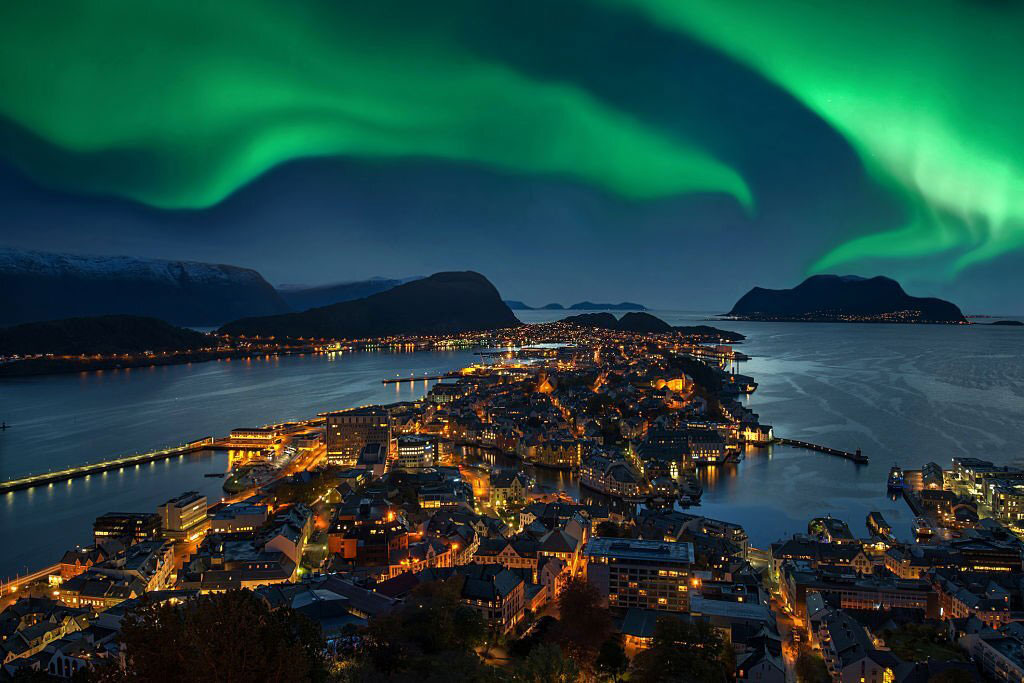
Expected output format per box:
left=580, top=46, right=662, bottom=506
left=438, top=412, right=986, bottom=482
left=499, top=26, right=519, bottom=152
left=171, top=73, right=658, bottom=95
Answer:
left=92, top=512, right=161, bottom=546
left=584, top=537, right=693, bottom=613
left=325, top=407, right=392, bottom=466
left=489, top=469, right=530, bottom=509
left=58, top=541, right=125, bottom=580
left=778, top=561, right=938, bottom=619
left=157, top=491, right=208, bottom=541
left=395, top=434, right=435, bottom=471
left=209, top=502, right=268, bottom=534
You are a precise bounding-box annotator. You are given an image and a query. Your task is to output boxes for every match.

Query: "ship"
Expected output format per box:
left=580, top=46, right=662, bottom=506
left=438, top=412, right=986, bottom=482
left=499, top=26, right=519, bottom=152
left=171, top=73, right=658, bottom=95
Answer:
left=887, top=465, right=905, bottom=491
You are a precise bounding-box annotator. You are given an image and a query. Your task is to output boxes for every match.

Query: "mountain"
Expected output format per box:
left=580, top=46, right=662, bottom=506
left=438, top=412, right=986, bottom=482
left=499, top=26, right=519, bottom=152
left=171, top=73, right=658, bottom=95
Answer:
left=728, top=275, right=966, bottom=323
left=615, top=312, right=672, bottom=333
left=0, top=315, right=211, bottom=356
left=220, top=271, right=520, bottom=339
left=540, top=303, right=565, bottom=310
left=504, top=300, right=534, bottom=310
left=279, top=277, right=423, bottom=311
left=560, top=311, right=669, bottom=332
left=0, top=248, right=289, bottom=327
left=568, top=301, right=647, bottom=311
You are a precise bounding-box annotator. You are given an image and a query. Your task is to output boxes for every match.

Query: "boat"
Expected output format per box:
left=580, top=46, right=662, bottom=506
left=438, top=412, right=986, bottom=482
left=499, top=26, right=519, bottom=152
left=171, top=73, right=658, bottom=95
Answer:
left=866, top=511, right=892, bottom=539
left=913, top=517, right=934, bottom=537
left=887, top=465, right=905, bottom=491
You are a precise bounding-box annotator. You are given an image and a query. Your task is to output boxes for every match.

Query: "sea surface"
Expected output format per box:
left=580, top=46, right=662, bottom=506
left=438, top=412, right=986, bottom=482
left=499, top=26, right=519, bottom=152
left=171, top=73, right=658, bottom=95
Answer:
left=2, top=313, right=1023, bottom=578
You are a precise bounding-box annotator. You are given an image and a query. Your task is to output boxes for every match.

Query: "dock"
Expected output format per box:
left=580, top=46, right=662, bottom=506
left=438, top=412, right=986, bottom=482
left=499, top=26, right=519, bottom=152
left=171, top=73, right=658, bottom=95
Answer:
left=0, top=438, right=214, bottom=494
left=776, top=437, right=868, bottom=464
left=381, top=374, right=453, bottom=384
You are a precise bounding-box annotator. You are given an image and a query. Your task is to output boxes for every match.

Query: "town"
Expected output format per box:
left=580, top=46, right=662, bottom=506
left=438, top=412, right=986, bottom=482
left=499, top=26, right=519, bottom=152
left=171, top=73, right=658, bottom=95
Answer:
left=1, top=320, right=1019, bottom=682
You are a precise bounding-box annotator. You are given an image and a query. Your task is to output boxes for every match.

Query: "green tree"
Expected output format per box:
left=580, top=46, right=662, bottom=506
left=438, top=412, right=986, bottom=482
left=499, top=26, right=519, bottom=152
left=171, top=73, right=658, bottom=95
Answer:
left=554, top=578, right=612, bottom=663
left=795, top=651, right=830, bottom=683
left=512, top=643, right=579, bottom=683
left=631, top=617, right=730, bottom=683
left=595, top=638, right=629, bottom=681
left=91, top=590, right=327, bottom=683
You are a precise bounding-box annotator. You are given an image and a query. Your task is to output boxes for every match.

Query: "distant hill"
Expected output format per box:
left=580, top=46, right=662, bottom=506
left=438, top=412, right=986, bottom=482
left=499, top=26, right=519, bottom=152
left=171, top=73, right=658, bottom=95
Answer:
left=569, top=301, right=647, bottom=311
left=0, top=315, right=212, bottom=356
left=504, top=300, right=534, bottom=310
left=991, top=320, right=1023, bottom=326
left=560, top=312, right=742, bottom=341
left=0, top=248, right=288, bottom=326
left=221, top=271, right=520, bottom=339
left=279, top=277, right=423, bottom=311
left=729, top=275, right=966, bottom=323
left=540, top=303, right=564, bottom=310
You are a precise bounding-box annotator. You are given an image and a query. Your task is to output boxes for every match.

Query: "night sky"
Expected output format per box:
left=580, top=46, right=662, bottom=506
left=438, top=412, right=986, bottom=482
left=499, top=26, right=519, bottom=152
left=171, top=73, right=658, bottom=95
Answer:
left=2, top=0, right=1022, bottom=312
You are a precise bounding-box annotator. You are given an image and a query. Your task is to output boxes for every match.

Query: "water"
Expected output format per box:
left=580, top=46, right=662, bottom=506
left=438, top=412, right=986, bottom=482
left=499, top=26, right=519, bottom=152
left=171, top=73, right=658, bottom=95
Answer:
left=519, top=310, right=1024, bottom=547
left=0, top=349, right=481, bottom=578
left=3, top=313, right=1023, bottom=576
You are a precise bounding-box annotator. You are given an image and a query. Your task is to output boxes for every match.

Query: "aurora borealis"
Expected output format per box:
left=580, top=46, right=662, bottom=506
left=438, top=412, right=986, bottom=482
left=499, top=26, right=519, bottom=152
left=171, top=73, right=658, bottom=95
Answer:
left=1, top=0, right=1022, bottom=310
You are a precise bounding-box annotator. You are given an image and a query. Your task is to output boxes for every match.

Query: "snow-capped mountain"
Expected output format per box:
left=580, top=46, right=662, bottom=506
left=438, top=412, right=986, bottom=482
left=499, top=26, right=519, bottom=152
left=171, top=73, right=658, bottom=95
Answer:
left=0, top=248, right=289, bottom=326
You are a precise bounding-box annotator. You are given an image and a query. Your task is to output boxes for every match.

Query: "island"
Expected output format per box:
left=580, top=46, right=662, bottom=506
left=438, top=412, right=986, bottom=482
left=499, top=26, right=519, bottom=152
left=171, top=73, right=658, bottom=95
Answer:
left=727, top=274, right=967, bottom=323
left=991, top=320, right=1023, bottom=326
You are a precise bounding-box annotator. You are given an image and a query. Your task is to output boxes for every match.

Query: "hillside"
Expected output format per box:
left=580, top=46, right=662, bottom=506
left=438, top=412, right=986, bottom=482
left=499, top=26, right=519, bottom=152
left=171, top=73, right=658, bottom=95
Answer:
left=220, top=271, right=520, bottom=339
left=0, top=248, right=288, bottom=326
left=0, top=315, right=212, bottom=357
left=279, top=277, right=422, bottom=311
left=729, top=275, right=965, bottom=323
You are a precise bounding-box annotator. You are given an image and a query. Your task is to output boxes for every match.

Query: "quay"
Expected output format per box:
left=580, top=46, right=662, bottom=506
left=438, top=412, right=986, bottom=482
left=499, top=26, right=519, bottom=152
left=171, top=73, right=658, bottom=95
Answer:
left=381, top=373, right=453, bottom=384
left=776, top=437, right=868, bottom=464
left=0, top=438, right=213, bottom=494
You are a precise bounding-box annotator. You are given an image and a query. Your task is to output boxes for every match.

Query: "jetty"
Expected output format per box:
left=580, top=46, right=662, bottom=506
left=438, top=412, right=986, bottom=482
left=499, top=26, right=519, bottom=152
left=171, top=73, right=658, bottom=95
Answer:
left=776, top=437, right=868, bottom=464
left=0, top=438, right=213, bottom=494
left=381, top=373, right=453, bottom=384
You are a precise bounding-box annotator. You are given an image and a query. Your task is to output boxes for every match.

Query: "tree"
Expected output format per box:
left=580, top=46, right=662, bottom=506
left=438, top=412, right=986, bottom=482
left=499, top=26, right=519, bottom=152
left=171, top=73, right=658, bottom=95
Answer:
left=512, top=643, right=579, bottom=683
left=92, top=590, right=328, bottom=683
left=595, top=638, right=629, bottom=682
left=554, top=578, right=612, bottom=663
left=795, top=651, right=830, bottom=683
left=631, top=617, right=730, bottom=683
left=594, top=521, right=633, bottom=538
left=348, top=576, right=491, bottom=681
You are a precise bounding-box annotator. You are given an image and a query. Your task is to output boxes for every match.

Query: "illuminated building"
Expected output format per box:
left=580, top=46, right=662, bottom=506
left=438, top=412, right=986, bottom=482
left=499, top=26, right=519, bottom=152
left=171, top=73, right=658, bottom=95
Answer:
left=92, top=512, right=160, bottom=546
left=584, top=537, right=693, bottom=612
left=396, top=434, right=436, bottom=471
left=157, top=491, right=208, bottom=541
left=324, top=407, right=392, bottom=466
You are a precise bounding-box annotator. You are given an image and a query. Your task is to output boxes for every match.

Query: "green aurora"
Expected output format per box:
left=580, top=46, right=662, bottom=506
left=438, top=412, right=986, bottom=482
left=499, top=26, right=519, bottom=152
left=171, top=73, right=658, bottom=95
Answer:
left=609, top=0, right=1024, bottom=273
left=2, top=0, right=1023, bottom=275
left=0, top=0, right=749, bottom=209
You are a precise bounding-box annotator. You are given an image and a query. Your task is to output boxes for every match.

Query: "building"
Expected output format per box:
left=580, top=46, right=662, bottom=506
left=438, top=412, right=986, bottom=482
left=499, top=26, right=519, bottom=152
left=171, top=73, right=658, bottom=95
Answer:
left=817, top=609, right=900, bottom=683
left=92, top=512, right=161, bottom=546
left=396, top=434, right=436, bottom=471
left=325, top=407, right=392, bottom=466
left=157, top=491, right=208, bottom=541
left=210, top=503, right=268, bottom=534
left=584, top=538, right=693, bottom=613
left=489, top=470, right=530, bottom=509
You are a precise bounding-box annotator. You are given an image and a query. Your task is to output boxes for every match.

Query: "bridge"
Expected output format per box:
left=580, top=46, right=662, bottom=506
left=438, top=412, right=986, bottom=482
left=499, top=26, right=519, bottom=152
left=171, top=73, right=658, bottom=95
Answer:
left=381, top=373, right=453, bottom=384
left=776, top=438, right=868, bottom=464
left=0, top=438, right=213, bottom=494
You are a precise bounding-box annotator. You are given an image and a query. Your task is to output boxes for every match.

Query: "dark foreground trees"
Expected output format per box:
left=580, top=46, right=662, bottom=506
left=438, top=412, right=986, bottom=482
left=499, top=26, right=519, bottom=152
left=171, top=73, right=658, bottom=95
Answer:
left=631, top=617, right=731, bottom=683
left=92, top=590, right=328, bottom=683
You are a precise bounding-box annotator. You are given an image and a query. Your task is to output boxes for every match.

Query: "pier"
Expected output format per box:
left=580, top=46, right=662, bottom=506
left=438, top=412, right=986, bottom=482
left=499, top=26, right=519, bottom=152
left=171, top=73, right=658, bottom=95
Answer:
left=381, top=373, right=453, bottom=384
left=0, top=438, right=213, bottom=494
left=776, top=437, right=868, bottom=464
